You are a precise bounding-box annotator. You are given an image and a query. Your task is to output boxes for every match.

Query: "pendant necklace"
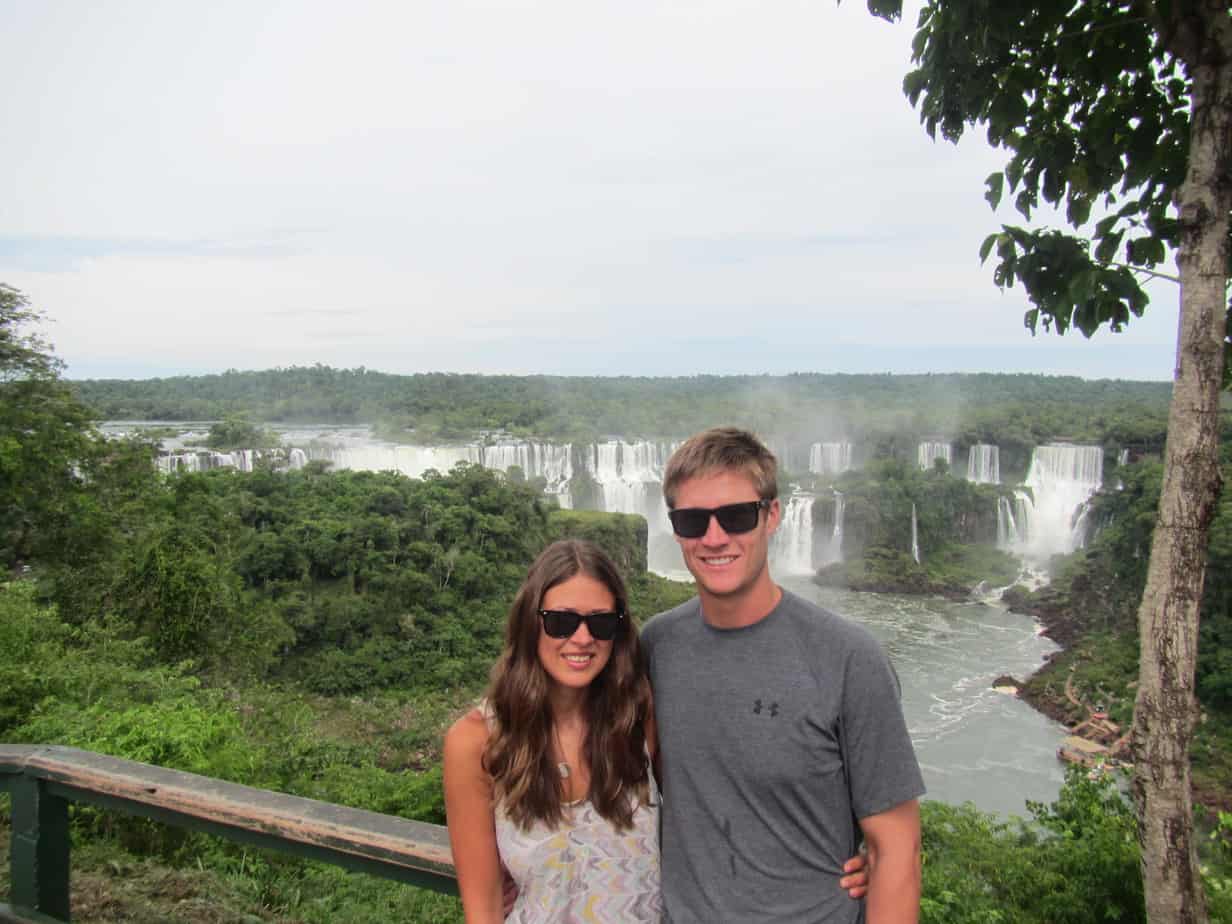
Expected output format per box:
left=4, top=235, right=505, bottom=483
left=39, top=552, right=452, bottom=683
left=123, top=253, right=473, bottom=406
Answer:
left=552, top=723, right=571, bottom=779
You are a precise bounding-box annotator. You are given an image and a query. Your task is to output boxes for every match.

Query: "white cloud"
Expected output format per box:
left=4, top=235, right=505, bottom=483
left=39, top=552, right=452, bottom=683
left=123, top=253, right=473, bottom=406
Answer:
left=0, top=0, right=1178, bottom=380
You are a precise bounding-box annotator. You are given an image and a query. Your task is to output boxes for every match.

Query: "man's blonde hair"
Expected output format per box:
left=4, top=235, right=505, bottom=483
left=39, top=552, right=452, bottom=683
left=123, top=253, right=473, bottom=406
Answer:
left=662, top=427, right=778, bottom=508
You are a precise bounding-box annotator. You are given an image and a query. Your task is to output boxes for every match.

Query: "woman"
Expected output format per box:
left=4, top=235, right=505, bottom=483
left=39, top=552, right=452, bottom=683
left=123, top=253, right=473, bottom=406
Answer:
left=444, top=539, right=660, bottom=922
left=444, top=539, right=868, bottom=922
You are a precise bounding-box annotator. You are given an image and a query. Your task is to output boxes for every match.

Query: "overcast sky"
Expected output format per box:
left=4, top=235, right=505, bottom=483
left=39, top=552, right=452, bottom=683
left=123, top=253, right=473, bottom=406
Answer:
left=2, top=0, right=1178, bottom=382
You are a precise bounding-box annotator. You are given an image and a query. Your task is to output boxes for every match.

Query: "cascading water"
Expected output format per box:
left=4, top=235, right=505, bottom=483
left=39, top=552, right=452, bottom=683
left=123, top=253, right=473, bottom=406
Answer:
left=1012, top=444, right=1104, bottom=561
left=911, top=503, right=920, bottom=564
left=996, top=496, right=1022, bottom=549
left=583, top=441, right=673, bottom=526
left=157, top=449, right=272, bottom=474
left=307, top=443, right=481, bottom=479
left=480, top=442, right=574, bottom=505
left=966, top=444, right=1000, bottom=484
left=814, top=491, right=845, bottom=566
left=809, top=442, right=854, bottom=475
left=918, top=441, right=952, bottom=470
left=772, top=494, right=815, bottom=574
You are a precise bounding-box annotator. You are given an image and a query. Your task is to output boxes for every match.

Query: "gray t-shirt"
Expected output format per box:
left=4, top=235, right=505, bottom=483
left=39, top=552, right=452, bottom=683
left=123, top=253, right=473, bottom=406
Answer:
left=642, top=589, right=925, bottom=924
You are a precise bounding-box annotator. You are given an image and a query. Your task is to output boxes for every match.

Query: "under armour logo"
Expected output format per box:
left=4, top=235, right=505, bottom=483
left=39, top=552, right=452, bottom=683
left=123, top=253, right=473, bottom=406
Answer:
left=753, top=699, right=780, bottom=717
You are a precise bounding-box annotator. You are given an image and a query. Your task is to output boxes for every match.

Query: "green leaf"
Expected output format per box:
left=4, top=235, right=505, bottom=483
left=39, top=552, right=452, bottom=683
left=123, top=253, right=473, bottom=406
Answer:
left=984, top=172, right=1005, bottom=210
left=979, top=233, right=999, bottom=264
left=1094, top=230, right=1124, bottom=264
left=1067, top=195, right=1092, bottom=227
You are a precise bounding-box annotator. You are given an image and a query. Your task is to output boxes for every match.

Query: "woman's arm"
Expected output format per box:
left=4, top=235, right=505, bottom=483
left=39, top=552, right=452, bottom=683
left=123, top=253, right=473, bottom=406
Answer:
left=444, top=709, right=506, bottom=924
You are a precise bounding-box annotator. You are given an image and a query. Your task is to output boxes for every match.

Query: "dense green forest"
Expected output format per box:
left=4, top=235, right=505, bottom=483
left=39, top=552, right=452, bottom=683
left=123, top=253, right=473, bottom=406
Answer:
left=6, top=283, right=1232, bottom=921
left=74, top=365, right=1177, bottom=463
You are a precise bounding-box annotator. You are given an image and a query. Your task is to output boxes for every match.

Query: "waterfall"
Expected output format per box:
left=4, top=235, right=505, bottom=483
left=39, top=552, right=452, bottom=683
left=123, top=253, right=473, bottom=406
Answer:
left=480, top=442, right=573, bottom=504
left=808, top=442, right=854, bottom=475
left=772, top=495, right=815, bottom=574
left=911, top=503, right=920, bottom=564
left=996, top=496, right=1022, bottom=549
left=1011, top=444, right=1104, bottom=561
left=815, top=491, right=845, bottom=566
left=157, top=449, right=273, bottom=474
left=288, top=448, right=308, bottom=470
left=306, top=444, right=481, bottom=478
left=583, top=440, right=672, bottom=522
left=1117, top=448, right=1130, bottom=467
left=966, top=444, right=1000, bottom=484
left=918, top=441, right=952, bottom=470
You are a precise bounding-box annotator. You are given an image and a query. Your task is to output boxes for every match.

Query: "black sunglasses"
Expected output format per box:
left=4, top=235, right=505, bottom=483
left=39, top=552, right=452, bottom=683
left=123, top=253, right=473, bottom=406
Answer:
left=538, top=608, right=626, bottom=641
left=667, top=499, right=771, bottom=539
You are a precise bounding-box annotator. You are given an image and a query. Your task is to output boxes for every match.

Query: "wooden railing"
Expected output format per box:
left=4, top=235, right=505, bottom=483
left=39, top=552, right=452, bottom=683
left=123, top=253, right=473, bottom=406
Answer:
left=0, top=744, right=457, bottom=923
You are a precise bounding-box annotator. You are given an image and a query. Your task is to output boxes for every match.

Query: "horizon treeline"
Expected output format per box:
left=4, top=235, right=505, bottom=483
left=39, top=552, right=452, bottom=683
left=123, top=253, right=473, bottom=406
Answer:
left=72, top=365, right=1179, bottom=450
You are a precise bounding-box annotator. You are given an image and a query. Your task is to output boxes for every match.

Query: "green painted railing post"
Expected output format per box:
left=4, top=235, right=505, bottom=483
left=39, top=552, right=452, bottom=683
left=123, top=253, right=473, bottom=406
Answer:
left=9, top=776, right=70, bottom=922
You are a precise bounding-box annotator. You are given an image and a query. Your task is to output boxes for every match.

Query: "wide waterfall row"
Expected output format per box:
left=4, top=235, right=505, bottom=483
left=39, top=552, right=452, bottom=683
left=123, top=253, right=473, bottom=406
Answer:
left=157, top=449, right=269, bottom=474
left=966, top=444, right=1000, bottom=485
left=1002, top=444, right=1104, bottom=560
left=809, top=442, right=855, bottom=475
left=918, top=441, right=952, bottom=470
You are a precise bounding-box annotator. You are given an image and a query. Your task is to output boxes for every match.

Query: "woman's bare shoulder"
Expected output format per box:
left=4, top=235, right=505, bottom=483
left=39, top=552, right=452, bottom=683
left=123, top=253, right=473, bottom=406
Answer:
left=445, top=707, right=491, bottom=760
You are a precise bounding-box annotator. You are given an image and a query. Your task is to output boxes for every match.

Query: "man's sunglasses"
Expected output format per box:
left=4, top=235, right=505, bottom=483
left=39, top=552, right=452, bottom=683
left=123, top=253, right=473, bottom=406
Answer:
left=538, top=609, right=626, bottom=641
left=667, top=499, right=771, bottom=539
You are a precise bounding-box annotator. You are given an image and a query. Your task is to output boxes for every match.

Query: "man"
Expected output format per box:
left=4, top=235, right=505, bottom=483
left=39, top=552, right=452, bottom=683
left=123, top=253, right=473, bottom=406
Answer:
left=642, top=427, right=924, bottom=923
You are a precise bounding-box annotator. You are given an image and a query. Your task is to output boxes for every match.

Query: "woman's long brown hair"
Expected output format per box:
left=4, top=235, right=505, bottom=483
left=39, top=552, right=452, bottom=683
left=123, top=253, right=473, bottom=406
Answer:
left=482, top=539, right=652, bottom=832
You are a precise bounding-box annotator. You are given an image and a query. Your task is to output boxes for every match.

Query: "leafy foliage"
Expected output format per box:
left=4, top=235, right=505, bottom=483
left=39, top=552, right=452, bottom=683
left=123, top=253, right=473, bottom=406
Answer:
left=872, top=0, right=1200, bottom=353
left=920, top=767, right=1144, bottom=924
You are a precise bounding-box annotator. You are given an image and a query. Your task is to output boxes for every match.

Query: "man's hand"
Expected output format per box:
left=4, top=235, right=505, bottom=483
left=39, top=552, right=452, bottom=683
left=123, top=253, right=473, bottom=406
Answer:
left=840, top=851, right=869, bottom=899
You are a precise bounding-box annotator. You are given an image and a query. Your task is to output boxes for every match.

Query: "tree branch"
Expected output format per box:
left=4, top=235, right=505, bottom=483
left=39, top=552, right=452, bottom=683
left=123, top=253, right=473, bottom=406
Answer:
left=1118, top=263, right=1182, bottom=284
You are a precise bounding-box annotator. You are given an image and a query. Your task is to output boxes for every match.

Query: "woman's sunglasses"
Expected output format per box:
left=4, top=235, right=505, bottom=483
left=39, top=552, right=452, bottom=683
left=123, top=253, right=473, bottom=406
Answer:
left=538, top=609, right=625, bottom=641
left=667, top=499, right=771, bottom=539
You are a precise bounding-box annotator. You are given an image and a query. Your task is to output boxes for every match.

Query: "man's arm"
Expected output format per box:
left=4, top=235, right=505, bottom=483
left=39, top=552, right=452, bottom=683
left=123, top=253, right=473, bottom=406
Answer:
left=858, top=798, right=921, bottom=924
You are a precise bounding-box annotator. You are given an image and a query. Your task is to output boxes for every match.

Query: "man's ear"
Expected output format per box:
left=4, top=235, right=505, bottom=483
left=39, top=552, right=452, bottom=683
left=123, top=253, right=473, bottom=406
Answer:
left=765, top=498, right=781, bottom=533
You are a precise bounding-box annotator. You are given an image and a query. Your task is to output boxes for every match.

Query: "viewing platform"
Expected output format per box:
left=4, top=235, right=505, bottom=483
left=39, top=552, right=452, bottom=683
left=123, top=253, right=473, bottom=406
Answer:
left=0, top=744, right=458, bottom=923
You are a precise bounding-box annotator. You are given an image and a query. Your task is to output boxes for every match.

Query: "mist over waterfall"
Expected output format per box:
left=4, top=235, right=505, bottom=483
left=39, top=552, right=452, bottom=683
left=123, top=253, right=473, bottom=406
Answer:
left=918, top=441, right=952, bottom=470
left=1011, top=444, right=1104, bottom=561
left=966, top=444, right=1000, bottom=484
left=773, top=495, right=815, bottom=574
left=809, top=442, right=855, bottom=475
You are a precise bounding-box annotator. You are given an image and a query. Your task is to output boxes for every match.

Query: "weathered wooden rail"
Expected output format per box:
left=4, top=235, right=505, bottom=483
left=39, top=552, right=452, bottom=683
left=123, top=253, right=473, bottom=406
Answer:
left=0, top=744, right=457, bottom=923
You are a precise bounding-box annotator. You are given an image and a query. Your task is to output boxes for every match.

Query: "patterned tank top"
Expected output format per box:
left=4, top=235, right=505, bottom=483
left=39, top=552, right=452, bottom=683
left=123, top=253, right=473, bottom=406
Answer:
left=494, top=757, right=662, bottom=922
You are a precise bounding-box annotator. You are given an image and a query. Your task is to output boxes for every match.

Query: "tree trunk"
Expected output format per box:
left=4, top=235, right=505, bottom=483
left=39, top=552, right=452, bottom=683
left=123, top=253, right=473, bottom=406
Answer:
left=1132, top=7, right=1232, bottom=922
